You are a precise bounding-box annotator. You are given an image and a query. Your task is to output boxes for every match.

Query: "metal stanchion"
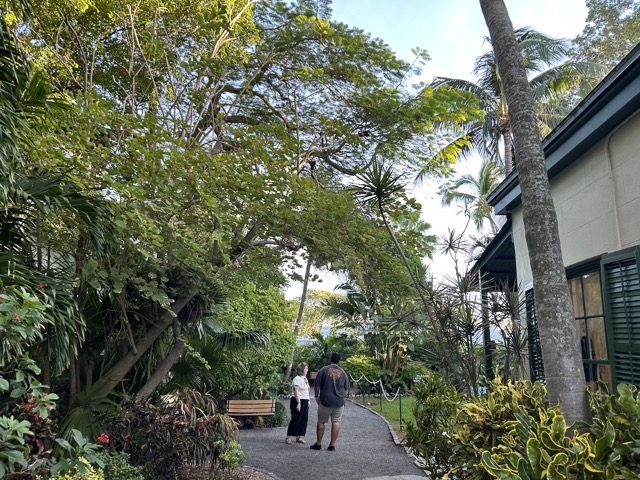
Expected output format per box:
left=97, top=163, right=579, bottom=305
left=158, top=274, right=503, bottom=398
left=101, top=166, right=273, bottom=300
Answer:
left=399, top=389, right=403, bottom=432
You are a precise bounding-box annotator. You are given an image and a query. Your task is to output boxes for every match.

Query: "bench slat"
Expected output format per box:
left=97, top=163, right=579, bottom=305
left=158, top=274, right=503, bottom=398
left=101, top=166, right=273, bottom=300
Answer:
left=227, top=399, right=275, bottom=417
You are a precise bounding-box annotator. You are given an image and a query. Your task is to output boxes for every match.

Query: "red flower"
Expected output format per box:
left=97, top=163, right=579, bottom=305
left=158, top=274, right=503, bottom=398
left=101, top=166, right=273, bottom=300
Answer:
left=97, top=433, right=110, bottom=444
left=37, top=283, right=45, bottom=289
left=13, top=313, right=19, bottom=319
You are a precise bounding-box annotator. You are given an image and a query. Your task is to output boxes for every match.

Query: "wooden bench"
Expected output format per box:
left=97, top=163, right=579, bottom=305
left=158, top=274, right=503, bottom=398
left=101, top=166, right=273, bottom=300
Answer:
left=226, top=399, right=276, bottom=427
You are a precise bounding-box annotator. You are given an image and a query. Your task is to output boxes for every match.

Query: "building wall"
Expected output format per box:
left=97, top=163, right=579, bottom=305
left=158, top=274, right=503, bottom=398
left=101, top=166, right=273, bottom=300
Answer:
left=511, top=111, right=640, bottom=289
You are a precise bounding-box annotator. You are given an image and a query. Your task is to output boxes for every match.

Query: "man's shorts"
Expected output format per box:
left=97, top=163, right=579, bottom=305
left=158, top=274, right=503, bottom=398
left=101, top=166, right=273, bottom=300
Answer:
left=317, top=403, right=344, bottom=423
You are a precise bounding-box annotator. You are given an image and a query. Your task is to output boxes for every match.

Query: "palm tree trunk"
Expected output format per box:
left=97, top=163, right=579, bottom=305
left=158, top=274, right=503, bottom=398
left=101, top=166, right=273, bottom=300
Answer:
left=284, top=255, right=312, bottom=380
left=480, top=0, right=590, bottom=424
left=502, top=124, right=513, bottom=174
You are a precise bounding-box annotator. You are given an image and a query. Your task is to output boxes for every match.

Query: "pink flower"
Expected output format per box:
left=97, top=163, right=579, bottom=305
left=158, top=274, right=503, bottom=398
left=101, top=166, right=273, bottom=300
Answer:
left=37, top=283, right=45, bottom=289
left=97, top=433, right=110, bottom=444
left=13, top=313, right=19, bottom=319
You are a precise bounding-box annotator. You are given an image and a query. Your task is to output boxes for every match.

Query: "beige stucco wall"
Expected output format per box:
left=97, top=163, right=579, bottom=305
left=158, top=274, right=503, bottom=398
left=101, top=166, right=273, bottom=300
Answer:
left=511, top=111, right=640, bottom=290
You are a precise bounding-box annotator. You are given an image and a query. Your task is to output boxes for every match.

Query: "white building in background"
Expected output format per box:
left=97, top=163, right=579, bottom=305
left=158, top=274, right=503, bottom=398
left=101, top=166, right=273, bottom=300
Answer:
left=474, top=43, right=640, bottom=389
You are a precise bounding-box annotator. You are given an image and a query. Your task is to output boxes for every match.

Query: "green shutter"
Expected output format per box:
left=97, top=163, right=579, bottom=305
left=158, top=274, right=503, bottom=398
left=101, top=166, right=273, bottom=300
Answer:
left=526, top=289, right=545, bottom=383
left=601, top=247, right=640, bottom=386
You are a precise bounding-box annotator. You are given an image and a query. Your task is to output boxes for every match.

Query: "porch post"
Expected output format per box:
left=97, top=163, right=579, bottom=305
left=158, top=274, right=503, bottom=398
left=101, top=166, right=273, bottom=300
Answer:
left=480, top=269, right=494, bottom=380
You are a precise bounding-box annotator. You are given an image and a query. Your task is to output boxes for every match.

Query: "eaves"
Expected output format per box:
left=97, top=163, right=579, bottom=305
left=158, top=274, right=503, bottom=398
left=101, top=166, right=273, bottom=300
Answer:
left=488, top=43, right=640, bottom=215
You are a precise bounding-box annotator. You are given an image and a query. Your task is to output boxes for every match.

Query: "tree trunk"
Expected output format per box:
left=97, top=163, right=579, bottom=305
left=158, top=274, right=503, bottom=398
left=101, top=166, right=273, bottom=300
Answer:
left=69, top=352, right=79, bottom=408
left=92, top=291, right=197, bottom=396
left=502, top=124, right=513, bottom=175
left=379, top=203, right=463, bottom=387
left=137, top=337, right=187, bottom=400
left=284, top=255, right=313, bottom=380
left=479, top=0, right=590, bottom=424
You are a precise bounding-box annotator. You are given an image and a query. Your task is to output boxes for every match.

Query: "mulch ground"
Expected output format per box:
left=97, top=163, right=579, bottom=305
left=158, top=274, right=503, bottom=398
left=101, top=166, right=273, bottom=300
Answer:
left=183, top=465, right=274, bottom=480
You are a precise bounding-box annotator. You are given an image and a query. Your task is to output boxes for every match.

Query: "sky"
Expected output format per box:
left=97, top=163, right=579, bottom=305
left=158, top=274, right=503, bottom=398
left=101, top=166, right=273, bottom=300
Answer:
left=285, top=0, right=590, bottom=298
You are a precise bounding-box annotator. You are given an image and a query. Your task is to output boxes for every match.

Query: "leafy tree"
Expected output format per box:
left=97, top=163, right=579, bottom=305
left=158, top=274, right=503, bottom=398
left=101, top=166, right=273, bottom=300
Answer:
left=1, top=0, right=483, bottom=434
left=572, top=0, right=640, bottom=71
left=479, top=0, right=590, bottom=424
left=292, top=290, right=343, bottom=338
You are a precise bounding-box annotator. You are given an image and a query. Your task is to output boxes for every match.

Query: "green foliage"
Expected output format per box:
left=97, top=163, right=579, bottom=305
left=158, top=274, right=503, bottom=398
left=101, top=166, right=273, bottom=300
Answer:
left=397, top=362, right=431, bottom=392
left=448, top=378, right=552, bottom=479
left=211, top=439, right=244, bottom=478
left=572, top=0, right=640, bottom=71
left=298, top=332, right=359, bottom=373
left=0, top=286, right=52, bottom=366
left=405, top=371, right=465, bottom=479
left=53, top=429, right=105, bottom=475
left=0, top=415, right=31, bottom=477
left=478, top=410, right=626, bottom=480
left=477, top=384, right=640, bottom=480
left=0, top=292, right=60, bottom=479
left=97, top=391, right=239, bottom=480
left=406, top=377, right=640, bottom=479
left=585, top=382, right=640, bottom=473
left=342, top=354, right=381, bottom=394
left=292, top=290, right=343, bottom=338
left=95, top=452, right=143, bottom=480
left=48, top=457, right=104, bottom=480
left=272, top=399, right=287, bottom=427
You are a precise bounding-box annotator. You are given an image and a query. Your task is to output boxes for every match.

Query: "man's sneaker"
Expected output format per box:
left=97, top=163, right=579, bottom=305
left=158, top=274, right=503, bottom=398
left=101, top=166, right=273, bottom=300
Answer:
left=327, top=445, right=335, bottom=451
left=310, top=443, right=321, bottom=450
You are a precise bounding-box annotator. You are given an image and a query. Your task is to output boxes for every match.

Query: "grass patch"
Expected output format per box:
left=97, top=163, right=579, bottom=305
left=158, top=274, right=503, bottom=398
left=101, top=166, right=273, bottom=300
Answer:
left=351, top=395, right=416, bottom=433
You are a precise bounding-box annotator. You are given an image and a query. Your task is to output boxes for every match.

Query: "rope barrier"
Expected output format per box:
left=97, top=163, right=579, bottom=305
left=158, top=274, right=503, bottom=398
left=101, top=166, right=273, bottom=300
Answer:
left=348, top=373, right=401, bottom=401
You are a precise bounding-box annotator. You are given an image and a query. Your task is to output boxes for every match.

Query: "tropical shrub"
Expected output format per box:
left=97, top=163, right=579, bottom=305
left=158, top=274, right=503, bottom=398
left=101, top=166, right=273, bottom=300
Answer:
left=47, top=457, right=104, bottom=480
left=273, top=399, right=287, bottom=427
left=448, top=377, right=551, bottom=478
left=478, top=409, right=635, bottom=480
left=0, top=289, right=59, bottom=478
left=95, top=452, right=143, bottom=480
left=97, top=389, right=240, bottom=480
left=586, top=382, right=640, bottom=473
left=405, top=370, right=465, bottom=479
left=397, top=361, right=431, bottom=392
left=342, top=354, right=380, bottom=394
left=210, top=439, right=245, bottom=479
left=52, top=429, right=105, bottom=476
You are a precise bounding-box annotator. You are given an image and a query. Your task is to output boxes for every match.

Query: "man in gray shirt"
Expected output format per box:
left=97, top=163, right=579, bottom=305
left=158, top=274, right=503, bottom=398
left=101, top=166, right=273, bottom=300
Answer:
left=310, top=352, right=350, bottom=451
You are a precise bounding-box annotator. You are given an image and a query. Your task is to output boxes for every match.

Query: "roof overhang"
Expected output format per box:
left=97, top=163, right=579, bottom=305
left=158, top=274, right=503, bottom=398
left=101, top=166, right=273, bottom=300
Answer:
left=489, top=43, right=640, bottom=215
left=469, top=220, right=516, bottom=291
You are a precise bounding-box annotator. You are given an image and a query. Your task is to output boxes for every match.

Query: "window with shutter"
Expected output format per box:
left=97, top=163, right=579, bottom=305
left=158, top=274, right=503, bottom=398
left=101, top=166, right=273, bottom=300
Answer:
left=601, top=247, right=640, bottom=387
left=526, top=289, right=545, bottom=384
left=567, top=268, right=611, bottom=390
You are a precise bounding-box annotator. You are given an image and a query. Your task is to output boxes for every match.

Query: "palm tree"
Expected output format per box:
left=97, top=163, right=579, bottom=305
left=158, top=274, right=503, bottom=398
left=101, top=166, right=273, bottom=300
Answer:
left=438, top=159, right=503, bottom=234
left=352, top=160, right=431, bottom=310
left=1, top=9, right=113, bottom=380
left=480, top=0, right=590, bottom=424
left=433, top=27, right=602, bottom=175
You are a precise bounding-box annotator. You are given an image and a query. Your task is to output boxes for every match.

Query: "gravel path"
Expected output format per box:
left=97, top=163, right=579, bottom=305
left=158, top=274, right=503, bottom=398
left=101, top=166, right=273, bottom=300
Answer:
left=236, top=399, right=426, bottom=480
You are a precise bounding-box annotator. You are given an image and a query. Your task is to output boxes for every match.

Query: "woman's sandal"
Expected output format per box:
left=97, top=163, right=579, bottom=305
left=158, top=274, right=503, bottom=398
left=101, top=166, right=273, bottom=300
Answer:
left=296, top=438, right=306, bottom=444
left=285, top=438, right=292, bottom=445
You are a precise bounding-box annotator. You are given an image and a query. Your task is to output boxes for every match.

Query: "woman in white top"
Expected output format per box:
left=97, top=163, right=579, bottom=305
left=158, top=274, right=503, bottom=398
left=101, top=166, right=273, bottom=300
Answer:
left=285, top=362, right=310, bottom=444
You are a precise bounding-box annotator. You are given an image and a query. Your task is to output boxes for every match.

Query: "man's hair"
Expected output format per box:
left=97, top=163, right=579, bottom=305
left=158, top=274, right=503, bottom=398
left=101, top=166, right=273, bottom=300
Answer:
left=330, top=352, right=341, bottom=363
